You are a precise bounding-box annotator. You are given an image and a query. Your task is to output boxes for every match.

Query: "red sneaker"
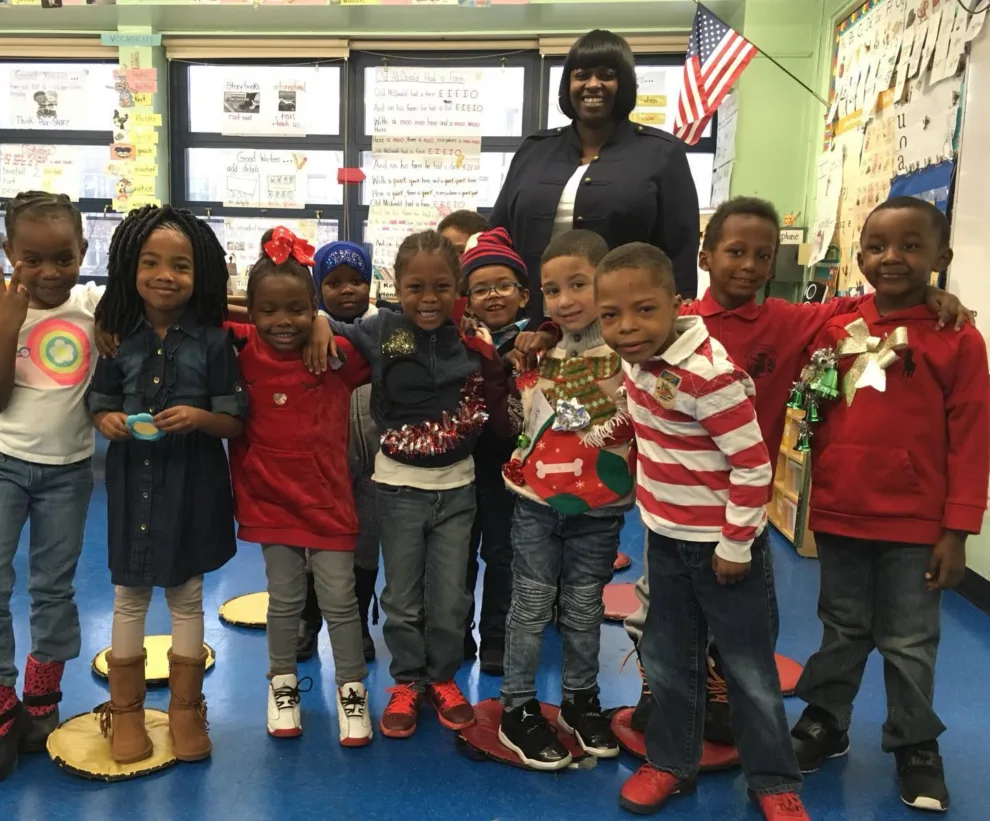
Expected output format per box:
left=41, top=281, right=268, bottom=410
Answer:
left=619, top=763, right=697, bottom=815
left=379, top=684, right=422, bottom=739
left=428, top=680, right=475, bottom=730
left=758, top=792, right=811, bottom=821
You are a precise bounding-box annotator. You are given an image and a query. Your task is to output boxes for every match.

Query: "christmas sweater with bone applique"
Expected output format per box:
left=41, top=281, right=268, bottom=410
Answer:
left=503, top=321, right=635, bottom=516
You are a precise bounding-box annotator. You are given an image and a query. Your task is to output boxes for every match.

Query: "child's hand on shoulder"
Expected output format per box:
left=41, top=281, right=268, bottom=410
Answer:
left=712, top=553, right=750, bottom=585
left=927, top=529, right=967, bottom=590
left=0, top=264, right=30, bottom=331
left=94, top=325, right=120, bottom=359
left=94, top=411, right=131, bottom=441
left=153, top=406, right=206, bottom=434
left=303, top=314, right=339, bottom=375
left=926, top=287, right=976, bottom=331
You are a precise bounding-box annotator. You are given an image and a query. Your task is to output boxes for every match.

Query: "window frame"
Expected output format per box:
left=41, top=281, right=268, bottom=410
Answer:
left=348, top=49, right=544, bottom=244
left=0, top=57, right=119, bottom=219
left=168, top=57, right=350, bottom=227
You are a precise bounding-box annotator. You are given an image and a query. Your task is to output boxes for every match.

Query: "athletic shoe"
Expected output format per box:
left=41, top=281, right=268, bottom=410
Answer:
left=337, top=682, right=373, bottom=747
left=558, top=690, right=618, bottom=758
left=428, top=680, right=475, bottom=730
left=790, top=708, right=849, bottom=773
left=756, top=792, right=811, bottom=820
left=380, top=683, right=422, bottom=739
left=619, top=763, right=697, bottom=815
left=895, top=740, right=950, bottom=812
left=498, top=698, right=571, bottom=771
left=267, top=674, right=311, bottom=738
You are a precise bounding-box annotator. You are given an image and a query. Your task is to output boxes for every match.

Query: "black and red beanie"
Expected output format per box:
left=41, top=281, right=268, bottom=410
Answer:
left=460, top=227, right=528, bottom=288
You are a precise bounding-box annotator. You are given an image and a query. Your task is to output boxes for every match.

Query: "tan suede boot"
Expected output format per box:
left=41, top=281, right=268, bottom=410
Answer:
left=101, top=651, right=153, bottom=764
left=167, top=649, right=211, bottom=762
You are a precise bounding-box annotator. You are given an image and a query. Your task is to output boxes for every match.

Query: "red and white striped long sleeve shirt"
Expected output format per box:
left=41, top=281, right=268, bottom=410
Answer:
left=623, top=316, right=772, bottom=563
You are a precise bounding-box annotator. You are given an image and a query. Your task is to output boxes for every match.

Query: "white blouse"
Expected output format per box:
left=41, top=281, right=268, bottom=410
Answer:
left=551, top=164, right=590, bottom=238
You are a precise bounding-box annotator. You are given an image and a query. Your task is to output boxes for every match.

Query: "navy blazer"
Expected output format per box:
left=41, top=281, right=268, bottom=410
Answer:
left=491, top=119, right=700, bottom=319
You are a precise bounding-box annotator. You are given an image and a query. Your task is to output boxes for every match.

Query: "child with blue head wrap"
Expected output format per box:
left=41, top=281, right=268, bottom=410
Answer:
left=313, top=241, right=374, bottom=320
left=298, top=240, right=380, bottom=664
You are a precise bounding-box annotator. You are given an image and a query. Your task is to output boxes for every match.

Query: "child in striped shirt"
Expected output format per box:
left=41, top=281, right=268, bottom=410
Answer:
left=595, top=243, right=808, bottom=821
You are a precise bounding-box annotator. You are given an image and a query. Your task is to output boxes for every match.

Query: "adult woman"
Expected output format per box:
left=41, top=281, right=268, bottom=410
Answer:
left=491, top=30, right=699, bottom=319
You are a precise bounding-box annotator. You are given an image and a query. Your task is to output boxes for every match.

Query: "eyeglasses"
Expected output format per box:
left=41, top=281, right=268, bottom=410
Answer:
left=468, top=282, right=522, bottom=300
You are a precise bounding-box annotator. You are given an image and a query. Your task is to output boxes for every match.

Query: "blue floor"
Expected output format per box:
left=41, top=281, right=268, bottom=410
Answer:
left=3, top=447, right=990, bottom=821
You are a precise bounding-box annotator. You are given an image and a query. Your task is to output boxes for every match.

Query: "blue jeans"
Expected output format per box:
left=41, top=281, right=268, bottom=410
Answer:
left=640, top=530, right=801, bottom=796
left=796, top=533, right=944, bottom=751
left=376, top=483, right=475, bottom=686
left=501, top=497, right=621, bottom=707
left=0, top=453, right=93, bottom=687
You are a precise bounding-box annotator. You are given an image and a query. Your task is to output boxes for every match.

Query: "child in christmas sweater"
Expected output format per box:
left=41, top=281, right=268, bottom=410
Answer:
left=497, top=229, right=633, bottom=770
left=790, top=198, right=989, bottom=813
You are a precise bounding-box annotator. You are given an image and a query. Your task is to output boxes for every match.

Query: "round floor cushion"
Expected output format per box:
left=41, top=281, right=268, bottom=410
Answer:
left=47, top=708, right=177, bottom=781
left=91, top=636, right=216, bottom=687
left=218, top=591, right=269, bottom=629
left=776, top=654, right=803, bottom=696
left=613, top=552, right=632, bottom=572
left=456, top=698, right=594, bottom=771
left=610, top=707, right=740, bottom=771
left=603, top=583, right=639, bottom=622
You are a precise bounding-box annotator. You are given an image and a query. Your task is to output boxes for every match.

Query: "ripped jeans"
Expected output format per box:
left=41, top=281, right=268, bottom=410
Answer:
left=501, top=497, right=621, bottom=707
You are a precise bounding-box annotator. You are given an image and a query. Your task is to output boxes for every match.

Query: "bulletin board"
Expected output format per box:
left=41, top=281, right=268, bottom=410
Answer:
left=810, top=0, right=984, bottom=294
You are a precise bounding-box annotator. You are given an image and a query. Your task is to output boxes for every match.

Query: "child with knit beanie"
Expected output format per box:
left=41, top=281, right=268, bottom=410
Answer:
left=498, top=229, right=631, bottom=769
left=459, top=228, right=531, bottom=675
left=295, top=241, right=380, bottom=664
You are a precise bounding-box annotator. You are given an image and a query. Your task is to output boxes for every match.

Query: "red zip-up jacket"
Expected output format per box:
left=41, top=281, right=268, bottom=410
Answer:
left=809, top=298, right=990, bottom=544
left=228, top=323, right=370, bottom=551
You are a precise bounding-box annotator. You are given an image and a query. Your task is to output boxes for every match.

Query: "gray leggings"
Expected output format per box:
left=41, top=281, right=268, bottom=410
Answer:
left=263, top=545, right=367, bottom=685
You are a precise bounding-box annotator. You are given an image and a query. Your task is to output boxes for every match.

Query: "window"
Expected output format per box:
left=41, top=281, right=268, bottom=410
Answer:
left=0, top=60, right=119, bottom=278
left=545, top=59, right=718, bottom=208
left=350, top=51, right=542, bottom=253
left=169, top=60, right=347, bottom=276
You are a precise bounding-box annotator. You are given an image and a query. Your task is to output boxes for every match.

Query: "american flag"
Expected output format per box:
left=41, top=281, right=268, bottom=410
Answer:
left=674, top=5, right=757, bottom=145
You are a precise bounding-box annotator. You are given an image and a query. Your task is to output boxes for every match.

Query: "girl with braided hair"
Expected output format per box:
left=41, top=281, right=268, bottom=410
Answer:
left=0, top=191, right=100, bottom=781
left=85, top=204, right=247, bottom=766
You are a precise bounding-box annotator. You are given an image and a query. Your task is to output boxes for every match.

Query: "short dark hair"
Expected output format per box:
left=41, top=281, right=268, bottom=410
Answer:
left=863, top=196, right=951, bottom=249
left=596, top=242, right=676, bottom=294
left=247, top=228, right=317, bottom=310
left=4, top=190, right=84, bottom=245
left=394, top=229, right=462, bottom=286
left=703, top=197, right=781, bottom=251
left=437, top=210, right=489, bottom=238
left=541, top=229, right=610, bottom=267
left=558, top=30, right=638, bottom=123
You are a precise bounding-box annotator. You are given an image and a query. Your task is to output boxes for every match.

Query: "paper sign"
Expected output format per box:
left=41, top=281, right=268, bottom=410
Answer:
left=128, top=128, right=159, bottom=145
left=222, top=217, right=317, bottom=274
left=710, top=161, right=733, bottom=209
left=133, top=93, right=153, bottom=108
left=131, top=111, right=162, bottom=128
left=222, top=74, right=306, bottom=137
left=223, top=149, right=308, bottom=209
left=115, top=69, right=158, bottom=95
left=0, top=144, right=82, bottom=201
left=101, top=33, right=163, bottom=48
left=714, top=92, right=739, bottom=169
left=630, top=112, right=665, bottom=126
left=9, top=69, right=87, bottom=129
left=808, top=149, right=845, bottom=267
left=371, top=66, right=484, bottom=137
left=636, top=94, right=667, bottom=108
left=367, top=205, right=442, bottom=275
left=135, top=144, right=157, bottom=161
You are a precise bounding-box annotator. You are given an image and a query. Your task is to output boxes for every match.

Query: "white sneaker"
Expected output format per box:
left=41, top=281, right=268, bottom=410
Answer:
left=267, top=674, right=309, bottom=738
left=337, top=681, right=373, bottom=747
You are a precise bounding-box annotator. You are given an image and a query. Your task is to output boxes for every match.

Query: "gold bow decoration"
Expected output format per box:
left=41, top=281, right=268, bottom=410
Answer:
left=836, top=318, right=908, bottom=406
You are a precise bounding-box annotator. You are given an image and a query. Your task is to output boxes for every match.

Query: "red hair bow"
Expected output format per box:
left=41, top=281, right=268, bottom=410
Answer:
left=264, top=226, right=316, bottom=267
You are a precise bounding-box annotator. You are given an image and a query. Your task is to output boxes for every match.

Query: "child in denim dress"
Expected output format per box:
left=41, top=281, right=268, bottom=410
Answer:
left=86, top=205, right=247, bottom=766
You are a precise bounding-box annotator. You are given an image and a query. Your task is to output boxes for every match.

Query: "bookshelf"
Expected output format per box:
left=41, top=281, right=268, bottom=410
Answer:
left=768, top=407, right=817, bottom=558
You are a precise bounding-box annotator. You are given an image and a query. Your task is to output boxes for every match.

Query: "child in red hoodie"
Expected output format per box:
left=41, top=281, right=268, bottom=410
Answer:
left=227, top=228, right=374, bottom=747
left=790, top=197, right=989, bottom=813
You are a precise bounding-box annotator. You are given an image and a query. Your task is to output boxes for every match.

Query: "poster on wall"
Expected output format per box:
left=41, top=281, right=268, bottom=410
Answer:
left=367, top=67, right=483, bottom=274
left=222, top=72, right=307, bottom=137
left=223, top=149, right=308, bottom=209
left=0, top=144, right=82, bottom=200
left=8, top=68, right=87, bottom=129
left=808, top=148, right=845, bottom=267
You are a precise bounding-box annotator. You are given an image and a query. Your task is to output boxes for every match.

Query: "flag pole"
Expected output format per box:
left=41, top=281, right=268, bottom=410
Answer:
left=695, top=0, right=830, bottom=107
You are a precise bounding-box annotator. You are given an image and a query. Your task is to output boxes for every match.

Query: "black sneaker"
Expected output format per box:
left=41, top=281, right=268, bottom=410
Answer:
left=498, top=699, right=572, bottom=770
left=790, top=708, right=850, bottom=773
left=479, top=640, right=504, bottom=676
left=630, top=659, right=651, bottom=733
left=558, top=690, right=619, bottom=758
left=0, top=701, right=30, bottom=782
left=895, top=741, right=950, bottom=812
left=703, top=649, right=734, bottom=745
